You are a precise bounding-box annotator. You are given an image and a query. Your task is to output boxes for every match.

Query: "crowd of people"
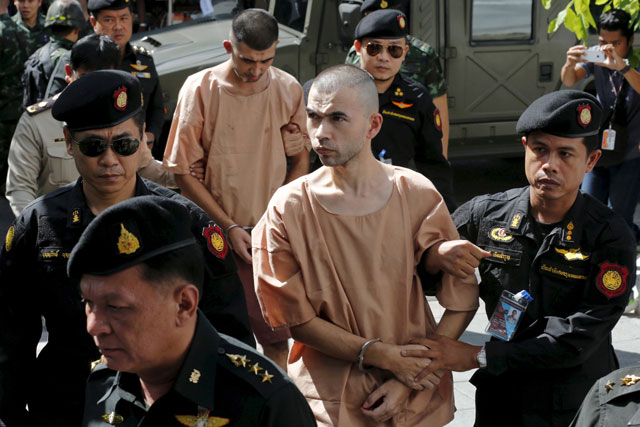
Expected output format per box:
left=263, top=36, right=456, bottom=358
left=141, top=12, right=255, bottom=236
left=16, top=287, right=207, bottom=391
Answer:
left=0, top=0, right=639, bottom=426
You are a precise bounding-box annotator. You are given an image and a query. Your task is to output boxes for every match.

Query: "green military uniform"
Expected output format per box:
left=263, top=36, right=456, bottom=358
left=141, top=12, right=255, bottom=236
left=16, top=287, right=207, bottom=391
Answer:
left=83, top=313, right=316, bottom=426
left=570, top=366, right=640, bottom=427
left=12, top=12, right=48, bottom=57
left=0, top=14, right=29, bottom=168
left=346, top=34, right=447, bottom=99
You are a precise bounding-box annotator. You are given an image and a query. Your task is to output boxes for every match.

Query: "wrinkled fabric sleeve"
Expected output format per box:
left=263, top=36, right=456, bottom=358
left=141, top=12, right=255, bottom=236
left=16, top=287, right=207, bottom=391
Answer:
left=252, top=205, right=317, bottom=329
left=260, top=382, right=317, bottom=426
left=288, top=82, right=311, bottom=151
left=163, top=76, right=207, bottom=175
left=5, top=113, right=41, bottom=216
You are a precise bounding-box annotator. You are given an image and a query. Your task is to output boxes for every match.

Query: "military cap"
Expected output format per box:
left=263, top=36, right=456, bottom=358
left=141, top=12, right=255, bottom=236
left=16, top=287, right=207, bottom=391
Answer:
left=361, top=0, right=394, bottom=13
left=45, top=0, right=85, bottom=28
left=354, top=9, right=408, bottom=40
left=52, top=70, right=142, bottom=132
left=68, top=196, right=197, bottom=278
left=87, top=0, right=130, bottom=14
left=516, top=90, right=603, bottom=138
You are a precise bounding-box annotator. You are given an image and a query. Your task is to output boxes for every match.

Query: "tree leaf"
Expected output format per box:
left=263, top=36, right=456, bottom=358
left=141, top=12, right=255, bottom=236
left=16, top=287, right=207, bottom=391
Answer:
left=595, top=0, right=610, bottom=4
left=549, top=7, right=569, bottom=33
left=542, top=0, right=553, bottom=10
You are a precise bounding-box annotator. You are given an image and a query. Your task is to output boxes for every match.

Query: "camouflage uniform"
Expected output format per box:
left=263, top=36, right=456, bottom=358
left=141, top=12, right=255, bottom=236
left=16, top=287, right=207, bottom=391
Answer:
left=346, top=34, right=447, bottom=99
left=12, top=12, right=49, bottom=57
left=0, top=14, right=29, bottom=167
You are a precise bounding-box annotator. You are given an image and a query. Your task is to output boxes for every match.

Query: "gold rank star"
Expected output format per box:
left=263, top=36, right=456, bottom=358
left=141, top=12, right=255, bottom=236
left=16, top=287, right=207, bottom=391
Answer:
left=605, top=380, right=615, bottom=392
left=237, top=355, right=249, bottom=368
left=249, top=363, right=263, bottom=375
left=261, top=370, right=274, bottom=383
left=226, top=354, right=241, bottom=367
left=621, top=374, right=640, bottom=386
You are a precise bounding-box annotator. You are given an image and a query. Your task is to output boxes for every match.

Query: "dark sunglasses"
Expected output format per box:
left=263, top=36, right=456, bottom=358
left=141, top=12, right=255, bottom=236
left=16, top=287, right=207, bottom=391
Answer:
left=71, top=135, right=140, bottom=157
left=365, top=42, right=405, bottom=59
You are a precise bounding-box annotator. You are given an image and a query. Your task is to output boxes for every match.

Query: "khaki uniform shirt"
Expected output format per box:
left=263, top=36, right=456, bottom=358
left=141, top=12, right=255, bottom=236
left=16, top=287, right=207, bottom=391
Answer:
left=253, top=167, right=479, bottom=426
left=6, top=96, right=175, bottom=217
left=164, top=65, right=309, bottom=227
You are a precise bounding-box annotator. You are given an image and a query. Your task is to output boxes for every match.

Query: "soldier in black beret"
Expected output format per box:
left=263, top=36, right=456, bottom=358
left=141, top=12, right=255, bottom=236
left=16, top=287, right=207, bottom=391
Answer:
left=0, top=70, right=253, bottom=426
left=68, top=196, right=315, bottom=426
left=401, top=90, right=636, bottom=426
left=351, top=8, right=457, bottom=211
left=46, top=0, right=166, bottom=153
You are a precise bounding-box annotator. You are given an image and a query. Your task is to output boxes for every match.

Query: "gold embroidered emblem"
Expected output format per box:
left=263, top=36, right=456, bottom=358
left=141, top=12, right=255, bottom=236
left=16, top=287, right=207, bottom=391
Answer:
left=490, top=227, right=514, bottom=242
left=602, top=270, right=622, bottom=292
left=210, top=232, right=224, bottom=253
left=510, top=214, right=522, bottom=228
left=577, top=105, right=592, bottom=127
left=554, top=248, right=589, bottom=261
left=101, top=412, right=124, bottom=424
left=621, top=374, right=640, bottom=386
left=397, top=15, right=406, bottom=29
left=130, top=60, right=148, bottom=71
left=72, top=209, right=80, bottom=224
left=380, top=0, right=388, bottom=8
left=117, top=223, right=140, bottom=255
left=567, top=221, right=575, bottom=230
left=189, top=369, right=201, bottom=384
left=116, top=91, right=127, bottom=109
left=261, top=370, right=274, bottom=383
left=175, top=415, right=230, bottom=427
left=5, top=225, right=14, bottom=252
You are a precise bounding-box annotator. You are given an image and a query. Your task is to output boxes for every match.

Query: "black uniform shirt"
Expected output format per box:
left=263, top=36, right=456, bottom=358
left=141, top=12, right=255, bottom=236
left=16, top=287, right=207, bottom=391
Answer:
left=120, top=43, right=164, bottom=139
left=374, top=73, right=456, bottom=210
left=83, top=312, right=316, bottom=427
left=453, top=186, right=636, bottom=423
left=0, top=176, right=253, bottom=426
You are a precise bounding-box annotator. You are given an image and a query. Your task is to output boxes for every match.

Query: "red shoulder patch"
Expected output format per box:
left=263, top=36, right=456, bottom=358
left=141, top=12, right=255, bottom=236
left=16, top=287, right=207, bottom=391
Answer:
left=596, top=262, right=628, bottom=298
left=202, top=224, right=228, bottom=259
left=434, top=108, right=442, bottom=131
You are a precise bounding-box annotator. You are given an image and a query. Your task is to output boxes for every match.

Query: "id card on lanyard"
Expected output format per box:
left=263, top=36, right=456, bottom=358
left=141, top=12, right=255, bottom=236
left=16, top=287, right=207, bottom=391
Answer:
left=486, top=290, right=533, bottom=341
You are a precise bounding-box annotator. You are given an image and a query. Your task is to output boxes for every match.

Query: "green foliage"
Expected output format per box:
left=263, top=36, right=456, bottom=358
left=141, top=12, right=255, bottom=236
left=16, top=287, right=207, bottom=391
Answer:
left=544, top=0, right=640, bottom=66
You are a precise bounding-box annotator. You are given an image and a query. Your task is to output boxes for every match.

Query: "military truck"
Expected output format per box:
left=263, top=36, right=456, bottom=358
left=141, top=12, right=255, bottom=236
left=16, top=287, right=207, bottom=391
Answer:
left=133, top=0, right=578, bottom=158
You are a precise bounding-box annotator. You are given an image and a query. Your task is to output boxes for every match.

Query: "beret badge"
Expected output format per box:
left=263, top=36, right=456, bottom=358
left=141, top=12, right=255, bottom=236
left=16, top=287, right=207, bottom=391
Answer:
left=577, top=104, right=592, bottom=128
left=380, top=0, right=388, bottom=8
left=117, top=223, right=140, bottom=255
left=397, top=14, right=406, bottom=29
left=113, top=87, right=128, bottom=111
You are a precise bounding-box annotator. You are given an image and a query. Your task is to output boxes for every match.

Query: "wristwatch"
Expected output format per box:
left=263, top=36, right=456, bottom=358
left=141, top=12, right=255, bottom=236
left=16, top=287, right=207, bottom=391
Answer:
left=620, top=64, right=632, bottom=75
left=476, top=345, right=487, bottom=369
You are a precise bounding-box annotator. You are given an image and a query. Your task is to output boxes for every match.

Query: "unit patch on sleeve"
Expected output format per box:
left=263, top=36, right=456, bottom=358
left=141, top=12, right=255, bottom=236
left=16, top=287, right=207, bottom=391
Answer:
left=434, top=108, right=442, bottom=131
left=596, top=262, right=629, bottom=298
left=203, top=224, right=228, bottom=259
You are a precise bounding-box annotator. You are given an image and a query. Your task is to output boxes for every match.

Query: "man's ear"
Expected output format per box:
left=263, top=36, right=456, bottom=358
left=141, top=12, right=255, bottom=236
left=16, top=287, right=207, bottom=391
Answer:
left=367, top=112, right=383, bottom=140
left=354, top=40, right=362, bottom=56
left=223, top=40, right=232, bottom=54
left=89, top=15, right=96, bottom=28
left=585, top=149, right=602, bottom=173
left=174, top=284, right=199, bottom=326
left=63, top=127, right=74, bottom=155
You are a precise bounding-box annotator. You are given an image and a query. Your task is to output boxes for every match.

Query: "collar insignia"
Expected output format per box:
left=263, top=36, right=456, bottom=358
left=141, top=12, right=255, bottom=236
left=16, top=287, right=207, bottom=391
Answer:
left=621, top=374, right=640, bottom=386
left=113, top=87, right=127, bottom=111
left=130, top=60, right=148, bottom=71
left=605, top=380, right=615, bottom=392
left=72, top=209, right=80, bottom=224
left=101, top=412, right=124, bottom=424
left=5, top=225, right=15, bottom=252
left=117, top=223, right=140, bottom=255
left=490, top=227, right=514, bottom=242
left=189, top=369, right=201, bottom=384
left=577, top=104, right=592, bottom=128
left=510, top=214, right=522, bottom=229
left=394, top=87, right=403, bottom=97
left=90, top=355, right=105, bottom=372
left=554, top=247, right=589, bottom=261
left=392, top=101, right=413, bottom=109
left=226, top=353, right=274, bottom=383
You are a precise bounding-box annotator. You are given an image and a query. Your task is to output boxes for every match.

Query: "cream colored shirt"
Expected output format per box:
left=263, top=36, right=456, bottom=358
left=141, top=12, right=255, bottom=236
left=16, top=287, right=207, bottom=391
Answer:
left=253, top=166, right=479, bottom=426
left=163, top=65, right=309, bottom=227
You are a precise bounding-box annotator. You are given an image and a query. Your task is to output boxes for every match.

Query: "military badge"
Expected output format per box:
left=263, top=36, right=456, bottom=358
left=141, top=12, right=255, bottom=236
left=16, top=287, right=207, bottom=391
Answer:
left=113, top=87, right=128, bottom=111
left=510, top=214, right=522, bottom=229
left=101, top=412, right=124, bottom=424
left=117, top=223, right=140, bottom=255
left=596, top=262, right=628, bottom=298
left=434, top=108, right=442, bottom=131
left=577, top=104, right=591, bottom=128
left=130, top=60, right=148, bottom=71
left=397, top=14, right=406, bottom=30
left=380, top=0, right=388, bottom=8
left=394, top=87, right=404, bottom=97
left=554, top=247, right=589, bottom=261
left=5, top=225, right=15, bottom=252
left=72, top=209, right=81, bottom=224
left=621, top=374, right=640, bottom=386
left=175, top=415, right=230, bottom=427
left=392, top=101, right=413, bottom=109
left=189, top=369, right=201, bottom=384
left=605, top=380, right=615, bottom=392
left=202, top=225, right=228, bottom=259
left=489, top=227, right=514, bottom=243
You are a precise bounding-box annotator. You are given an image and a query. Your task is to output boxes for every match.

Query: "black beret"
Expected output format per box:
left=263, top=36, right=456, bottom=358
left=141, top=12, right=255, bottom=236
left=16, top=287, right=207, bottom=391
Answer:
left=52, top=70, right=142, bottom=132
left=87, top=0, right=130, bottom=14
left=354, top=9, right=408, bottom=40
left=361, top=0, right=386, bottom=13
left=68, top=196, right=197, bottom=279
left=516, top=90, right=603, bottom=138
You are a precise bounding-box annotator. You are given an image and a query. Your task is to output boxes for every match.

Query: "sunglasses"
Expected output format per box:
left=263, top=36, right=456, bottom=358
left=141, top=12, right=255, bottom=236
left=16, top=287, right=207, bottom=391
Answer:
left=71, top=135, right=140, bottom=157
left=365, top=42, right=405, bottom=59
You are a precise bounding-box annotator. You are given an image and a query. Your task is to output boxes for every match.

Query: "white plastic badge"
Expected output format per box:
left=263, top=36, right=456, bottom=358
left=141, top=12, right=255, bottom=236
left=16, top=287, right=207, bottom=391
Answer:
left=602, top=128, right=616, bottom=151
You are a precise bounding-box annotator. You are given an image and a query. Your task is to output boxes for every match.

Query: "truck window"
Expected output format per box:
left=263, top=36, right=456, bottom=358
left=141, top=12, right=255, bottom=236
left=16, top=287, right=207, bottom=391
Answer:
left=471, top=0, right=534, bottom=43
left=272, top=0, right=308, bottom=32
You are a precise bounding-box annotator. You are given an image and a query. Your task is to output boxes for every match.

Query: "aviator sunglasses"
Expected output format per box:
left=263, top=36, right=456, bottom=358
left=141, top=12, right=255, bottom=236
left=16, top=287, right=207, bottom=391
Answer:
left=365, top=42, right=405, bottom=59
left=70, top=135, right=140, bottom=157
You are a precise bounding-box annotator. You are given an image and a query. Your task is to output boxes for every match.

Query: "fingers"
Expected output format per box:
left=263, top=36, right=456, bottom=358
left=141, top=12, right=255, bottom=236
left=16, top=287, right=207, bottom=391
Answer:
left=414, top=363, right=443, bottom=384
left=281, top=123, right=300, bottom=133
left=416, top=372, right=440, bottom=390
left=361, top=386, right=385, bottom=410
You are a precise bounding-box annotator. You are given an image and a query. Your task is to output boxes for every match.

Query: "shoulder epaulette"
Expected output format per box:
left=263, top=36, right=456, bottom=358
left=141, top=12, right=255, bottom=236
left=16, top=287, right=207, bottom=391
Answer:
left=132, top=45, right=151, bottom=56
left=25, top=93, right=59, bottom=116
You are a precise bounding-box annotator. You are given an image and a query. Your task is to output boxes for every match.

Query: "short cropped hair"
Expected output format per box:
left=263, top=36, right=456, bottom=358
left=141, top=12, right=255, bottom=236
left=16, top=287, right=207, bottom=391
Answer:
left=598, top=8, right=634, bottom=40
left=312, top=64, right=379, bottom=115
left=231, top=8, right=279, bottom=50
left=71, top=34, right=121, bottom=72
left=138, top=244, right=205, bottom=295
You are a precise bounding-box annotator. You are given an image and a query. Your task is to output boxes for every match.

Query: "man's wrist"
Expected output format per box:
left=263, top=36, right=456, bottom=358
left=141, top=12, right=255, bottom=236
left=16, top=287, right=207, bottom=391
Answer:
left=620, top=64, right=632, bottom=75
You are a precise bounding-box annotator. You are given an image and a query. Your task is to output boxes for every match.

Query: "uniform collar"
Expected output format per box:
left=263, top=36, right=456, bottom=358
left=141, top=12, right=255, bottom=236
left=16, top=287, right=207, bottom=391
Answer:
left=65, top=175, right=150, bottom=228
left=122, top=42, right=135, bottom=60
left=51, top=35, right=75, bottom=49
left=505, top=187, right=530, bottom=234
